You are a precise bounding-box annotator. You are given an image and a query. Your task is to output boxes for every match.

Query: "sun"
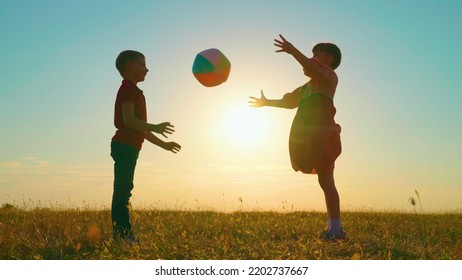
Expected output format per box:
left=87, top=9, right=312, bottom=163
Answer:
left=222, top=106, right=268, bottom=148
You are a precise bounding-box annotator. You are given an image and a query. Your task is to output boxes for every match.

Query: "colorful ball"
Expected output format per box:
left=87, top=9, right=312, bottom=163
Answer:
left=192, top=48, right=231, bottom=87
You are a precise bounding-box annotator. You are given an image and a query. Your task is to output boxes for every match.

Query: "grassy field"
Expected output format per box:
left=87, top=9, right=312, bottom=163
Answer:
left=1, top=205, right=461, bottom=260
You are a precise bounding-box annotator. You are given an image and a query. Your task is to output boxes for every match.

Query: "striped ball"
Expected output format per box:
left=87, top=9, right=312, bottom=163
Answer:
left=192, top=48, right=231, bottom=87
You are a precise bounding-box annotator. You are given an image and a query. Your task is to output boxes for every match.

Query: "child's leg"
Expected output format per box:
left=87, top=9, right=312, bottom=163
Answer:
left=317, top=169, right=341, bottom=234
left=111, top=141, right=139, bottom=238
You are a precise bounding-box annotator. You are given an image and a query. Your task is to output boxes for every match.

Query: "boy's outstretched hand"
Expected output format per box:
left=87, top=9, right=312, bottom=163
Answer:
left=163, top=141, right=181, bottom=154
left=249, top=90, right=268, bottom=108
left=274, top=34, right=296, bottom=54
left=155, top=122, right=175, bottom=137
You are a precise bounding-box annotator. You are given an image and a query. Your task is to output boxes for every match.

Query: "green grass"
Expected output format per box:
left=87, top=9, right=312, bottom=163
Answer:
left=1, top=206, right=461, bottom=260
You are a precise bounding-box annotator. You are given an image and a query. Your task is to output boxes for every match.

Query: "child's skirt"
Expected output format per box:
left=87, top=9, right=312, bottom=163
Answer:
left=288, top=93, right=342, bottom=174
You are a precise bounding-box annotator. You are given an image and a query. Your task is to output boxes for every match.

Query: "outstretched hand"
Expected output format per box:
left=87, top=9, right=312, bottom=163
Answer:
left=248, top=90, right=268, bottom=108
left=156, top=122, right=175, bottom=138
left=274, top=34, right=296, bottom=54
left=163, top=141, right=181, bottom=154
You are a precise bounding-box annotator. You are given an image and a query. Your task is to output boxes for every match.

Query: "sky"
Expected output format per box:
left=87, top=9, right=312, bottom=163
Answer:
left=1, top=0, right=461, bottom=212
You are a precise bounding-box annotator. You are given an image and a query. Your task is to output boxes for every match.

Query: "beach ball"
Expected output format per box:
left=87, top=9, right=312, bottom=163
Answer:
left=192, top=48, right=231, bottom=87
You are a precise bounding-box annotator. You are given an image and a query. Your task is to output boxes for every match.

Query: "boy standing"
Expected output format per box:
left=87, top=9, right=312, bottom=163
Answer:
left=249, top=35, right=344, bottom=240
left=111, top=50, right=181, bottom=241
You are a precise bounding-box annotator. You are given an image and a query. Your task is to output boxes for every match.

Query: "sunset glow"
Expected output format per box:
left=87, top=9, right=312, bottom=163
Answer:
left=223, top=106, right=268, bottom=148
left=1, top=1, right=461, bottom=212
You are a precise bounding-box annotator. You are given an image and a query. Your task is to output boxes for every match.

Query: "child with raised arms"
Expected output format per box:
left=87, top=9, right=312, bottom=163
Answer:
left=249, top=35, right=344, bottom=240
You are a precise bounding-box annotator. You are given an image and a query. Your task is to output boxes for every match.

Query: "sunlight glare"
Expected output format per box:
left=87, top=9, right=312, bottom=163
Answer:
left=223, top=106, right=268, bottom=148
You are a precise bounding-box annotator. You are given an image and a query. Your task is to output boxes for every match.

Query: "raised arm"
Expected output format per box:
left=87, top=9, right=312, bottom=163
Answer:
left=274, top=34, right=327, bottom=80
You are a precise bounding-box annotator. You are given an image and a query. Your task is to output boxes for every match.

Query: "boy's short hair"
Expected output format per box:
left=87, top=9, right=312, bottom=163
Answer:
left=115, top=50, right=145, bottom=76
left=312, top=43, right=341, bottom=70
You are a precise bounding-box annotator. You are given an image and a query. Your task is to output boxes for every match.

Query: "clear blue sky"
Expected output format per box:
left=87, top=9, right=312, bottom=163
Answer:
left=1, top=0, right=461, bottom=211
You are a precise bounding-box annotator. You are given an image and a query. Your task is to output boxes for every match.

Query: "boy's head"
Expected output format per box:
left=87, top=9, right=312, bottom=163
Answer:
left=115, top=50, right=148, bottom=82
left=312, top=43, right=341, bottom=70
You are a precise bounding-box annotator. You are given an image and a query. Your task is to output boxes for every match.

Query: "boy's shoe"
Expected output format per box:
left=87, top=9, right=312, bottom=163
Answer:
left=319, top=228, right=347, bottom=242
left=128, top=234, right=136, bottom=245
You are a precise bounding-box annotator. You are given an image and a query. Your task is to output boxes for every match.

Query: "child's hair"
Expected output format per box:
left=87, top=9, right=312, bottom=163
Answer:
left=312, top=43, right=341, bottom=70
left=115, top=50, right=145, bottom=76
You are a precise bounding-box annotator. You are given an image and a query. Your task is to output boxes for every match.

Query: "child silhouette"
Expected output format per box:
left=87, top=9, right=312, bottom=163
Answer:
left=249, top=35, right=344, bottom=241
left=111, top=50, right=181, bottom=242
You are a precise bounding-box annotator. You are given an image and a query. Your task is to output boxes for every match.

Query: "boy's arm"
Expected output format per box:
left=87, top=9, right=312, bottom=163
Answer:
left=122, top=102, right=174, bottom=137
left=145, top=132, right=181, bottom=153
left=274, top=34, right=327, bottom=80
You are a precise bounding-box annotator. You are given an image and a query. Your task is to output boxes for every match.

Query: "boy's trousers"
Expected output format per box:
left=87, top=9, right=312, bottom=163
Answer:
left=110, top=141, right=139, bottom=237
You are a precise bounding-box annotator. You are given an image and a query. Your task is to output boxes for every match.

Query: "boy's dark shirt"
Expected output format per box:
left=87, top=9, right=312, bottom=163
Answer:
left=112, top=80, right=147, bottom=150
